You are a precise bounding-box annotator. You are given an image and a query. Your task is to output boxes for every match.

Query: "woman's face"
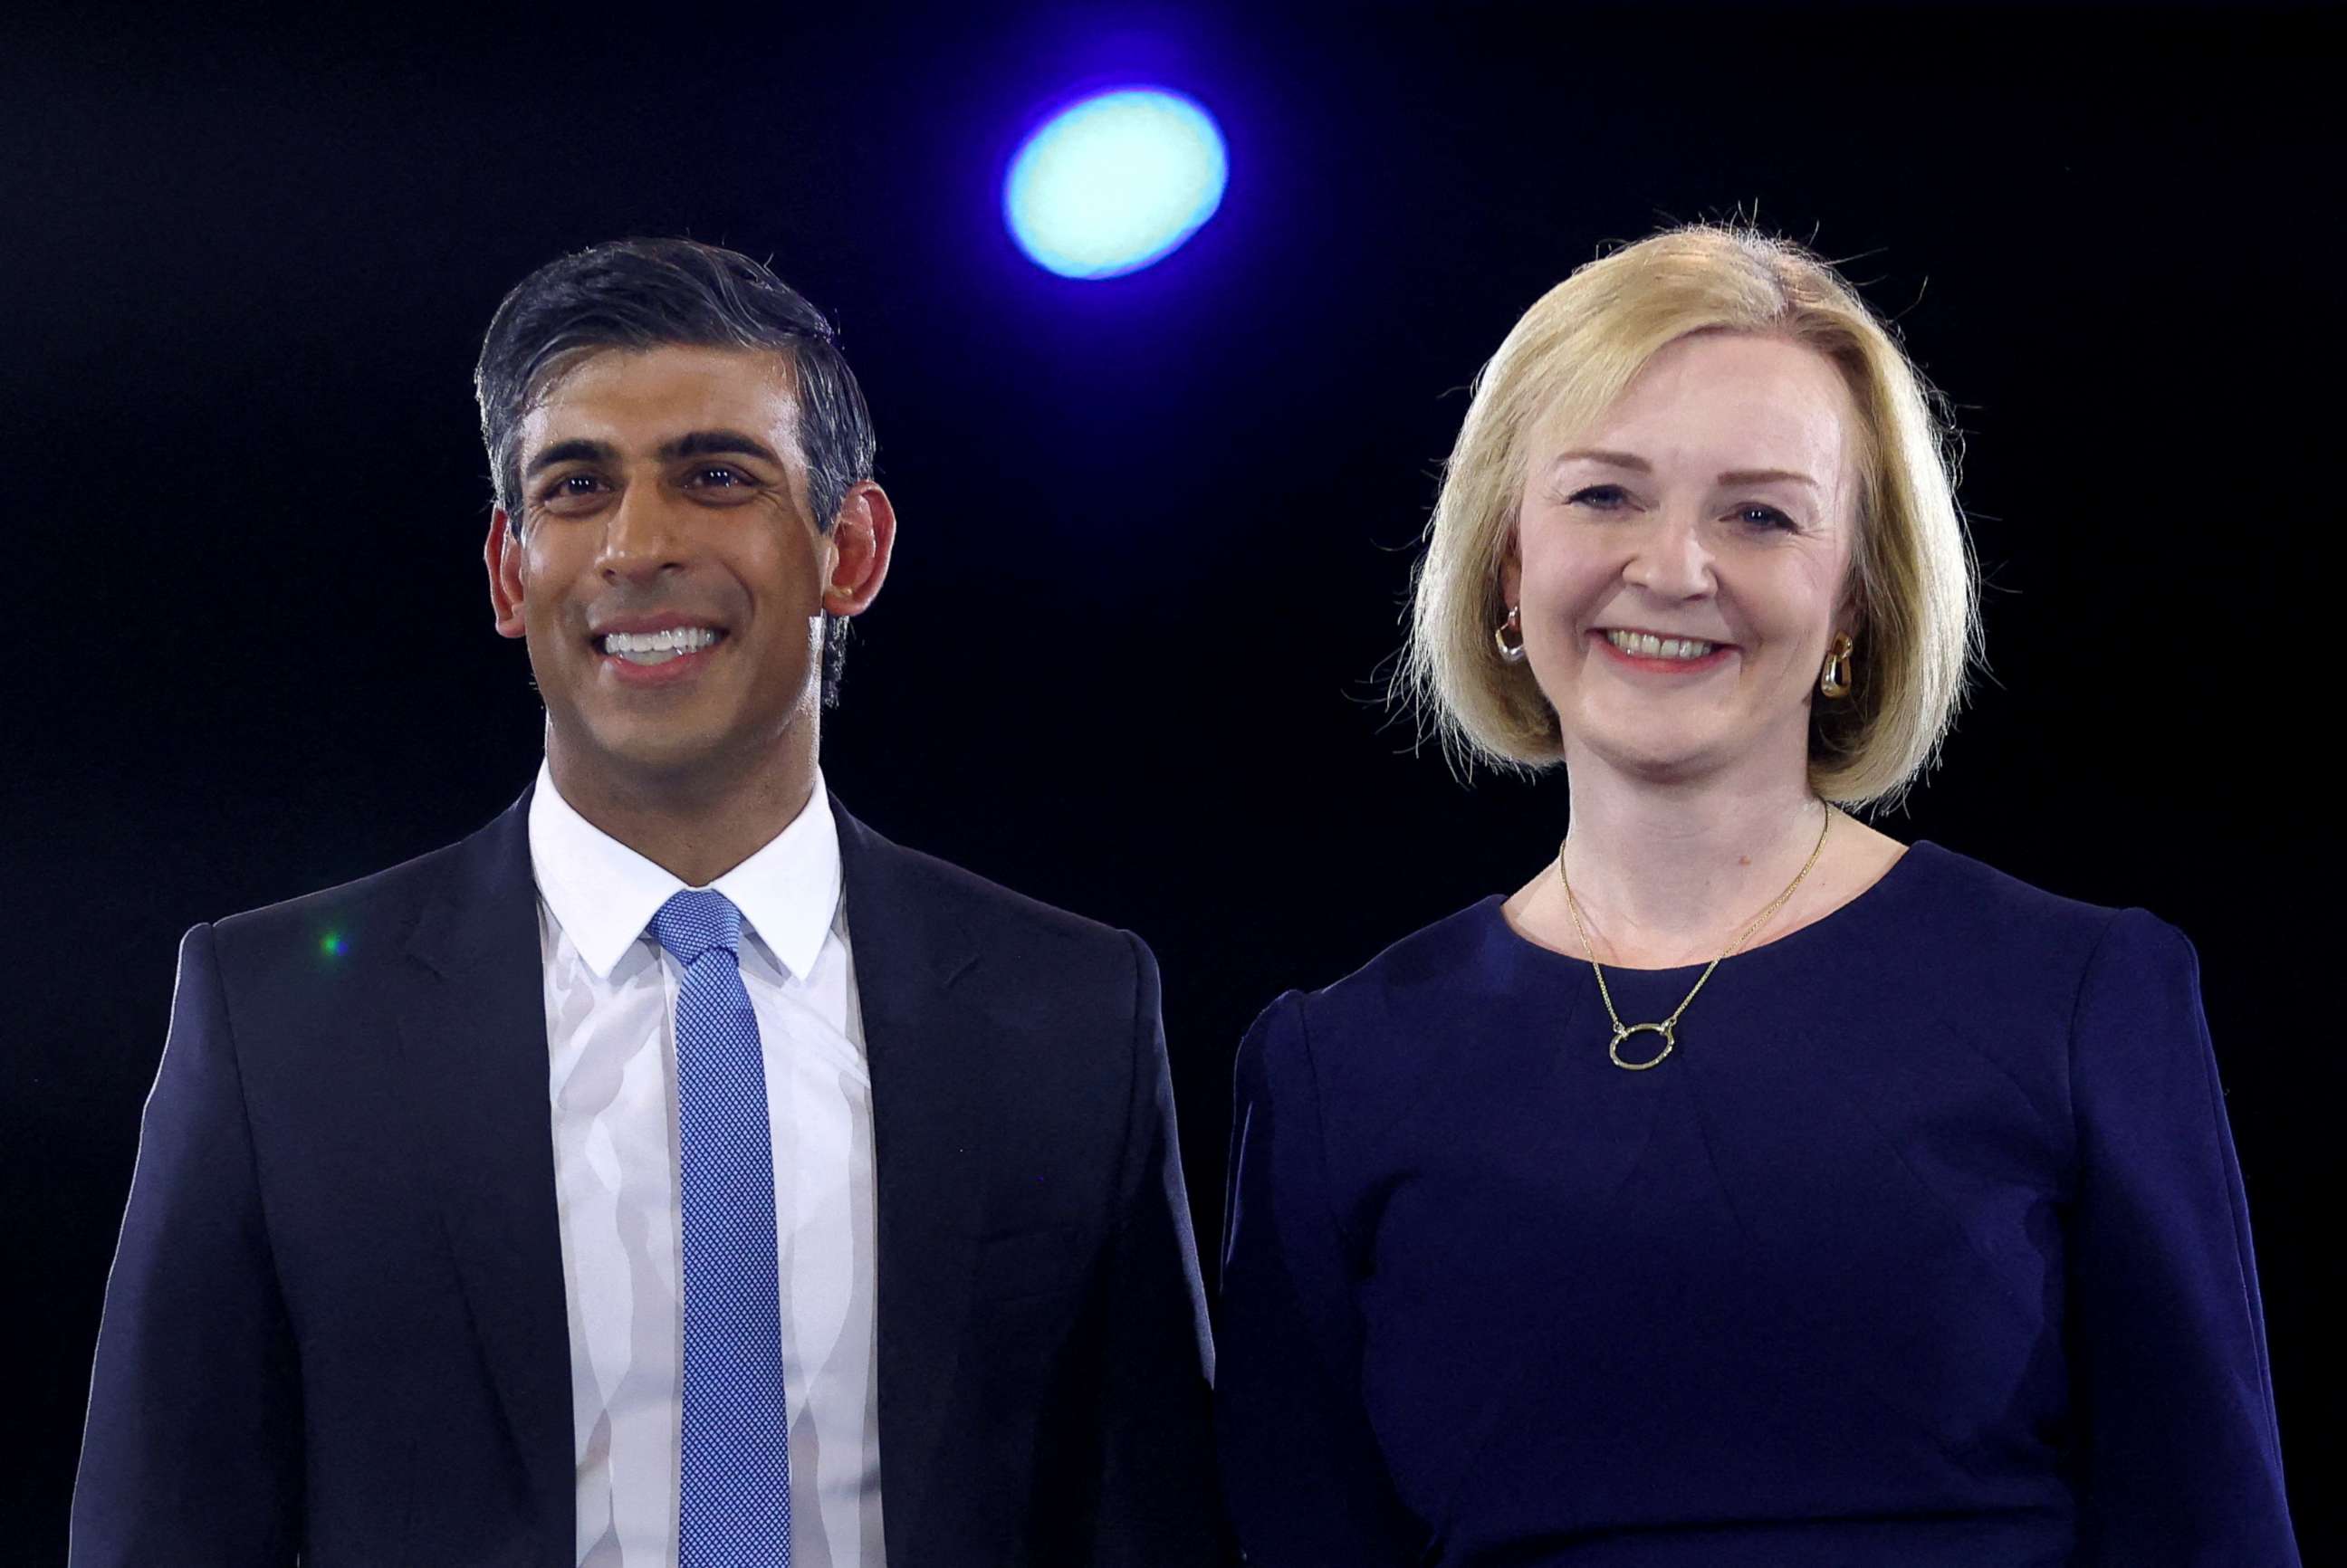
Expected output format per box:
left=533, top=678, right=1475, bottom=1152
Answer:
left=1503, top=330, right=1861, bottom=788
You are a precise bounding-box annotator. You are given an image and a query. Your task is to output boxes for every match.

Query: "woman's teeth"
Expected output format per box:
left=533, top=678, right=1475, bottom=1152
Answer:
left=1605, top=629, right=1715, bottom=660
left=599, top=627, right=721, bottom=665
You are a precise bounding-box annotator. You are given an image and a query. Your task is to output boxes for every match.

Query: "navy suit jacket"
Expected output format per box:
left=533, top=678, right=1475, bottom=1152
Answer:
left=72, top=789, right=1220, bottom=1566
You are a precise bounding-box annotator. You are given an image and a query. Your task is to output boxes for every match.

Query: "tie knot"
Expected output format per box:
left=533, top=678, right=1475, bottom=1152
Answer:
left=648, top=888, right=743, bottom=965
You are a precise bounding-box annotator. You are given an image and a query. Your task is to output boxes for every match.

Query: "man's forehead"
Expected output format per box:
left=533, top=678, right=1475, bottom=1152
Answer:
left=521, top=343, right=801, bottom=451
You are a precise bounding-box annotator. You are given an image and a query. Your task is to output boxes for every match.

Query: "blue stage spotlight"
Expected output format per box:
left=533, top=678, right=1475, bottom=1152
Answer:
left=1004, top=88, right=1228, bottom=280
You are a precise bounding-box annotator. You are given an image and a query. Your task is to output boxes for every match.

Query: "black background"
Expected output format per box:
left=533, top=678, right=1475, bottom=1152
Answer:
left=6, top=4, right=2337, bottom=1561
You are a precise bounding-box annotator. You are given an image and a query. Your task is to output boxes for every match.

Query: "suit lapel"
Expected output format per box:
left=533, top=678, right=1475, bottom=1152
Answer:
left=394, top=790, right=574, bottom=1544
left=837, top=803, right=986, bottom=1552
left=378, top=789, right=988, bottom=1553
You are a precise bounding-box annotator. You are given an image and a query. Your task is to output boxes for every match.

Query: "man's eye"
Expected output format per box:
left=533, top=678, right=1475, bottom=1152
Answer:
left=692, top=466, right=747, bottom=487
left=535, top=473, right=607, bottom=506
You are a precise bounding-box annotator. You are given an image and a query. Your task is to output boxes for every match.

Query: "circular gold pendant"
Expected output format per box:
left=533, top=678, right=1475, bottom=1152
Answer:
left=1609, top=1020, right=1675, bottom=1071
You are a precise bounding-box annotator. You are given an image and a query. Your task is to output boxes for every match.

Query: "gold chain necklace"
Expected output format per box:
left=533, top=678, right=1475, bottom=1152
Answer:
left=1557, top=804, right=1834, bottom=1071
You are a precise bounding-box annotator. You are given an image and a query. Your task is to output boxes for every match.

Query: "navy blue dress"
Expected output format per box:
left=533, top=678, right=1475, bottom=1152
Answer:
left=1217, top=842, right=2296, bottom=1566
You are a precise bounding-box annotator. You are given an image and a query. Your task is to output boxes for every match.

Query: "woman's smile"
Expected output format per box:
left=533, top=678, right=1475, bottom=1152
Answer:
left=1589, top=626, right=1738, bottom=674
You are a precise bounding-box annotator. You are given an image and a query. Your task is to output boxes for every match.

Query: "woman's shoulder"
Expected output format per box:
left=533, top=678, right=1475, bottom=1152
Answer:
left=1241, top=897, right=1510, bottom=1050
left=1321, top=894, right=1517, bottom=1003
left=1902, top=847, right=2227, bottom=1137
left=1862, top=840, right=2208, bottom=1035
left=1896, top=839, right=2175, bottom=947
left=1235, top=896, right=1526, bottom=1126
left=1238, top=846, right=2200, bottom=1069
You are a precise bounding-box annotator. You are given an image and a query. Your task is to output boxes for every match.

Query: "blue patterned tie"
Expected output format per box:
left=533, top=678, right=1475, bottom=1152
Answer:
left=649, top=890, right=792, bottom=1567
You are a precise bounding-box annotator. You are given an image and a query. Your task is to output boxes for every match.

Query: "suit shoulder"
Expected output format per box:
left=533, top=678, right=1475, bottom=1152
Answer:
left=209, top=837, right=463, bottom=943
left=851, top=827, right=1142, bottom=972
left=205, top=803, right=522, bottom=965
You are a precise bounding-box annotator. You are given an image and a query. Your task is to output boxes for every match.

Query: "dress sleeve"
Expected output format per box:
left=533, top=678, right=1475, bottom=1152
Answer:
left=2068, top=908, right=2299, bottom=1565
left=1216, top=992, right=1420, bottom=1566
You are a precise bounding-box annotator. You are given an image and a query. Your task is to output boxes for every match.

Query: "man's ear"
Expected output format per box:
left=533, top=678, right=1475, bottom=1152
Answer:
left=820, top=481, right=897, bottom=617
left=484, top=508, right=528, bottom=639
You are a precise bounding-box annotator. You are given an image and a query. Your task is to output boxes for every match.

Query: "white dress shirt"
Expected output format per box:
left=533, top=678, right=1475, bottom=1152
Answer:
left=528, top=761, right=885, bottom=1568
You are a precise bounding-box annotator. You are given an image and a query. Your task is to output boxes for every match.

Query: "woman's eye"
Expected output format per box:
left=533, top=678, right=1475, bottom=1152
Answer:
left=1568, top=484, right=1629, bottom=510
left=1738, top=504, right=1796, bottom=530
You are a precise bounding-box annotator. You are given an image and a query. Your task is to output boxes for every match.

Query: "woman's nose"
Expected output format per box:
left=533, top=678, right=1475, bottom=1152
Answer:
left=1622, top=511, right=1716, bottom=598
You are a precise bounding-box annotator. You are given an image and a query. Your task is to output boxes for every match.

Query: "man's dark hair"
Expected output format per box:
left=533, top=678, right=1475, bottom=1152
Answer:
left=474, top=237, right=876, bottom=705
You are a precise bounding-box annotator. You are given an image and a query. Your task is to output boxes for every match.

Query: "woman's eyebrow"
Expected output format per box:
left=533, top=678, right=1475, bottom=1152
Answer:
left=1550, top=447, right=1650, bottom=473
left=1549, top=450, right=1818, bottom=492
left=1716, top=467, right=1819, bottom=491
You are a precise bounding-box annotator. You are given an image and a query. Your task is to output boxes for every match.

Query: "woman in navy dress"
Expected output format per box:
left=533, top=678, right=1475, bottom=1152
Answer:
left=1215, top=225, right=2297, bottom=1566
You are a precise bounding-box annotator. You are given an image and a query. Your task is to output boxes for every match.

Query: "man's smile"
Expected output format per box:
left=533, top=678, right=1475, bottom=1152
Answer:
left=593, top=626, right=727, bottom=665
left=585, top=616, right=733, bottom=684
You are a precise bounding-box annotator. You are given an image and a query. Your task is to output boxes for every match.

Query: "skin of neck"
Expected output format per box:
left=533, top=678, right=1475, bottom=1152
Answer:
left=1556, top=736, right=1829, bottom=962
left=543, top=712, right=819, bottom=890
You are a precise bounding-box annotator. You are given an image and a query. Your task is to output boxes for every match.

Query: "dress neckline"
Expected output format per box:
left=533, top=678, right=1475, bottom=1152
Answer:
left=1482, top=838, right=1942, bottom=981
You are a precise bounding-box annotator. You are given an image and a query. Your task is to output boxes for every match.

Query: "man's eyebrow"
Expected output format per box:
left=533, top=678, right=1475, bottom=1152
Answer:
left=521, top=430, right=789, bottom=479
left=522, top=438, right=618, bottom=478
left=657, top=430, right=787, bottom=466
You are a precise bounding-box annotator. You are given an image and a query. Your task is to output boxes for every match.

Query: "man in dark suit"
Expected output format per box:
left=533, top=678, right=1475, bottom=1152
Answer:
left=72, top=238, right=1219, bottom=1566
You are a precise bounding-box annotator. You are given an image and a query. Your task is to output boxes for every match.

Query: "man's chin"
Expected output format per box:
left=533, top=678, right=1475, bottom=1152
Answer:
left=555, top=719, right=742, bottom=792
left=549, top=703, right=813, bottom=795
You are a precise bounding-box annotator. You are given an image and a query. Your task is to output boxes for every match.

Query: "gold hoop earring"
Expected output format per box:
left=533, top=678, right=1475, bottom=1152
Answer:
left=1819, top=634, right=1854, bottom=699
left=1493, top=606, right=1528, bottom=664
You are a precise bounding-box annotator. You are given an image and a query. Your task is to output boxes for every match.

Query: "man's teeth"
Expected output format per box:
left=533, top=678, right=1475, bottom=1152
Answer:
left=599, top=627, right=721, bottom=664
left=1605, top=629, right=1716, bottom=661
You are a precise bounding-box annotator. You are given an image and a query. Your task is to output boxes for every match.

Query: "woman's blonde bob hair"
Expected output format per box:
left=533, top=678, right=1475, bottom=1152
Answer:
left=1398, top=224, right=1981, bottom=808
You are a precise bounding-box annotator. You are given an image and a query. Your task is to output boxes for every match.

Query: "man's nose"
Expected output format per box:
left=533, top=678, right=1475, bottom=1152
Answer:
left=595, top=483, right=691, bottom=583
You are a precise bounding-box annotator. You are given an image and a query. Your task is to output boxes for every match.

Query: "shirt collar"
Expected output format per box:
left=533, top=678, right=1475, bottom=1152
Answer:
left=526, top=759, right=843, bottom=983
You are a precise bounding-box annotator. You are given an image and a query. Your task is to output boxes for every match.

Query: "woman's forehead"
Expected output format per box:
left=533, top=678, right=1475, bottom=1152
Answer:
left=1535, top=332, right=1858, bottom=482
